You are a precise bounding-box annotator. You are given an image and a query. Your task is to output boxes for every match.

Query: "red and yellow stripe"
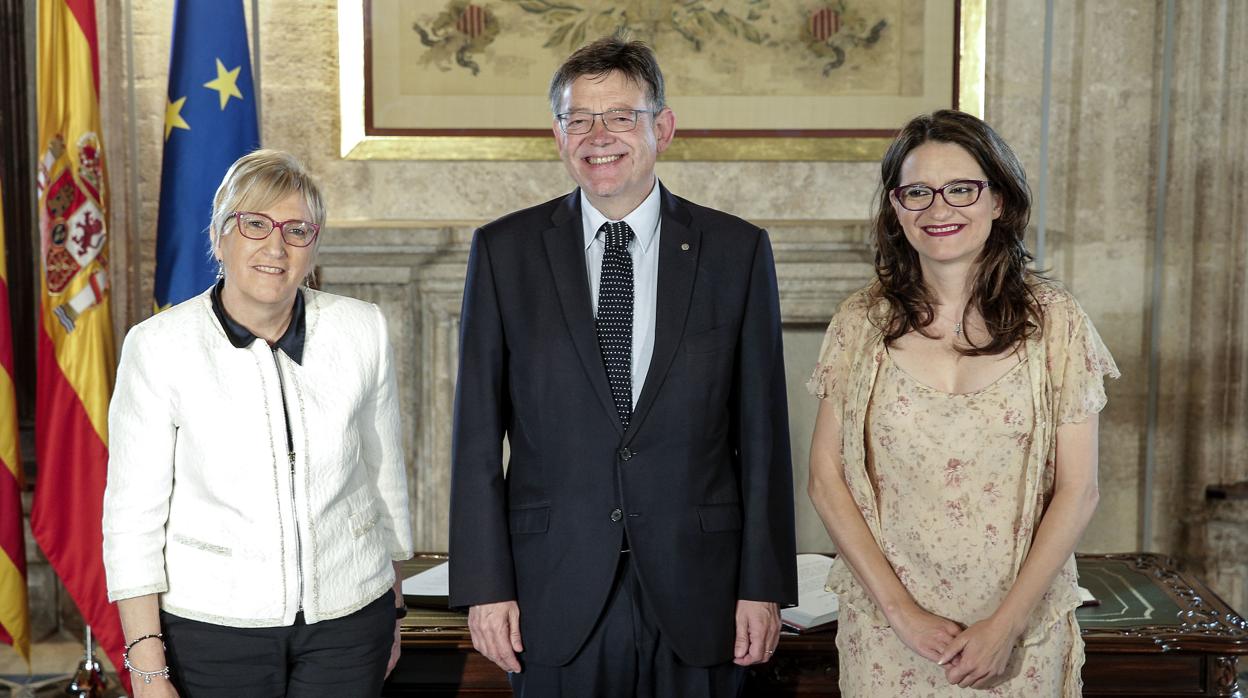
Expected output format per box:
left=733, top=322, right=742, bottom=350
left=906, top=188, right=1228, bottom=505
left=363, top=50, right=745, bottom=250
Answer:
left=31, top=0, right=124, bottom=685
left=0, top=180, right=30, bottom=666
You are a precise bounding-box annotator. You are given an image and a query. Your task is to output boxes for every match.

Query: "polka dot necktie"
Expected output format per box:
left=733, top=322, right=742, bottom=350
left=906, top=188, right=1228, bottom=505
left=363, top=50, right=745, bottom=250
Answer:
left=596, top=221, right=634, bottom=429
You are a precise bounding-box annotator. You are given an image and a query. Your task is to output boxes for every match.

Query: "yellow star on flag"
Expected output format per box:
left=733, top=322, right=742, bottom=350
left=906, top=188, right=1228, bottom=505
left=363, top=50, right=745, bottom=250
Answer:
left=203, top=58, right=244, bottom=110
left=165, top=96, right=191, bottom=140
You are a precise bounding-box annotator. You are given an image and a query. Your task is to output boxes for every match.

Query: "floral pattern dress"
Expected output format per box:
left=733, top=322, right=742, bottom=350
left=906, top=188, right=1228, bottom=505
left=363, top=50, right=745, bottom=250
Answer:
left=808, top=283, right=1119, bottom=697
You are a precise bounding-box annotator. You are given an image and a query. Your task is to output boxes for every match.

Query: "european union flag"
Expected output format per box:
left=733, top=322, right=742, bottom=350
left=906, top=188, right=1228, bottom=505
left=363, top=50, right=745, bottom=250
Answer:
left=154, top=0, right=259, bottom=309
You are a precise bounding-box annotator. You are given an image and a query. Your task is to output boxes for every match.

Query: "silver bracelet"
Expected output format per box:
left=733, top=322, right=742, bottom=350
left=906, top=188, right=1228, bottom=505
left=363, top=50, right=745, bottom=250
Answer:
left=124, top=657, right=171, bottom=684
left=122, top=636, right=171, bottom=685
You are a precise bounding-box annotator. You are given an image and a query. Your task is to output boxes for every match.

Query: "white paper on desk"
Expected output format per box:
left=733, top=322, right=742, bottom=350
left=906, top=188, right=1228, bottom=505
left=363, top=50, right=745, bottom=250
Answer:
left=1076, top=584, right=1098, bottom=606
left=781, top=554, right=839, bottom=630
left=402, top=561, right=450, bottom=596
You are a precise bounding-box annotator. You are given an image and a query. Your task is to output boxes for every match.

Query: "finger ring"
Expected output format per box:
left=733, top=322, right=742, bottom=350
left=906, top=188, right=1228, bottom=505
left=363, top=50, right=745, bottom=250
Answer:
left=765, top=650, right=774, bottom=655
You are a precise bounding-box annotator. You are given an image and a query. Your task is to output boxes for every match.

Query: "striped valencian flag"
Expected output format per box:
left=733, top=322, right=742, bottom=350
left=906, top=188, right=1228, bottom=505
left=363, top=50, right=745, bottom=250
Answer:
left=0, top=180, right=30, bottom=668
left=810, top=7, right=840, bottom=43
left=32, top=0, right=126, bottom=689
left=456, top=4, right=486, bottom=38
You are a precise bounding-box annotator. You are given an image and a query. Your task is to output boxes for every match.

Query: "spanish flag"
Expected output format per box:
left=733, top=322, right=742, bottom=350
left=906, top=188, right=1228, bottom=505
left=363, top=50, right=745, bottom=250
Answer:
left=31, top=0, right=126, bottom=687
left=0, top=180, right=29, bottom=668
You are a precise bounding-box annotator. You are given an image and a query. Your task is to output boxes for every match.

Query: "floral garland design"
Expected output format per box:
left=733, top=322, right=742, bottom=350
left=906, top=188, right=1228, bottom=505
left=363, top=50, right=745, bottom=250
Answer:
left=411, top=1, right=888, bottom=78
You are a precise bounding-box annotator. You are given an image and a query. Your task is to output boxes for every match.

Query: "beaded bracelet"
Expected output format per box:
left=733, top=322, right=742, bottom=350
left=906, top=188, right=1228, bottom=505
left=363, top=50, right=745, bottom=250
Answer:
left=124, top=633, right=162, bottom=653
left=123, top=633, right=171, bottom=685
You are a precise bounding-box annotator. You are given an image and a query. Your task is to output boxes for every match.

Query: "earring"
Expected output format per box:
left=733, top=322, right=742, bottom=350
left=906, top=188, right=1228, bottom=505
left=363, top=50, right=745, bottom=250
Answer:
left=215, top=258, right=224, bottom=280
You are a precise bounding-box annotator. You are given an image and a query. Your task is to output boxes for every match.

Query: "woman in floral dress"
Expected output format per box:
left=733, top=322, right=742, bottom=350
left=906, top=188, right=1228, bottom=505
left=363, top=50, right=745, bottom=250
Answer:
left=807, top=110, right=1118, bottom=696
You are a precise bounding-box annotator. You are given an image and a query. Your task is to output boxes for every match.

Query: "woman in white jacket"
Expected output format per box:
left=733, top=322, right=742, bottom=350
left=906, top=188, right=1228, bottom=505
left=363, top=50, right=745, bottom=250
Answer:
left=103, top=149, right=414, bottom=697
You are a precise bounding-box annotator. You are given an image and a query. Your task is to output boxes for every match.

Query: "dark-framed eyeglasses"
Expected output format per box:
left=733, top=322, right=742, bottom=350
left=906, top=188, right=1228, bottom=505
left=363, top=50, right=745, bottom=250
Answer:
left=555, top=109, right=657, bottom=135
left=891, top=179, right=992, bottom=211
left=232, top=211, right=320, bottom=247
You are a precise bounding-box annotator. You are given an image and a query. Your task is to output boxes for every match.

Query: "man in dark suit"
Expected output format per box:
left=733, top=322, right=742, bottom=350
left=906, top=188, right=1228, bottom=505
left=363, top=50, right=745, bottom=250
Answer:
left=449, top=36, right=798, bottom=697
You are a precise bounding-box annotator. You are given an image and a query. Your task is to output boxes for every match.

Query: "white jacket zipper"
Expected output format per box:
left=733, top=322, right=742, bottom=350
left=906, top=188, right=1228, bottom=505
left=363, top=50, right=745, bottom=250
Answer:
left=272, top=348, right=304, bottom=612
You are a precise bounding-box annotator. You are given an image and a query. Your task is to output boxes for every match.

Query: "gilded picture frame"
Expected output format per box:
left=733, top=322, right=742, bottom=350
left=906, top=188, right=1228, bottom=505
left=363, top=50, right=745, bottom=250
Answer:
left=338, top=0, right=985, bottom=161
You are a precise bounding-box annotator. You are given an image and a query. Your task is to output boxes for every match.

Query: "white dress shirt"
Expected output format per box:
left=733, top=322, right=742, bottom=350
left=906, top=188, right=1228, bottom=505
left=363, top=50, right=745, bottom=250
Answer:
left=581, top=180, right=661, bottom=408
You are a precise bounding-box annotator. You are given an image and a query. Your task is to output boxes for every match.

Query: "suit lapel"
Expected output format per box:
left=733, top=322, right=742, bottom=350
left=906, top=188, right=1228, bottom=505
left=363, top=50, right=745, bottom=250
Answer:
left=542, top=192, right=624, bottom=435
left=626, top=187, right=699, bottom=443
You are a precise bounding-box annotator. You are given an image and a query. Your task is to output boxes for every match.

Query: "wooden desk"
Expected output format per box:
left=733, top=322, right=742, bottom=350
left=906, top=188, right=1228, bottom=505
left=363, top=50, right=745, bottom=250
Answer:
left=387, top=554, right=1248, bottom=697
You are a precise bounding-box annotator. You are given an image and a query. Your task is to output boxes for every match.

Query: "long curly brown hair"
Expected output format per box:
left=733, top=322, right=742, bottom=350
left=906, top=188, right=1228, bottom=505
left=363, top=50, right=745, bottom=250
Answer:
left=871, top=110, right=1044, bottom=356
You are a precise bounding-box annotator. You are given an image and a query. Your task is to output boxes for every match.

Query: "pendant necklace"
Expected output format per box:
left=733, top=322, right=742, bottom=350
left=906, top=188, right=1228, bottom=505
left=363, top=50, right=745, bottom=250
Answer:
left=953, top=321, right=963, bottom=338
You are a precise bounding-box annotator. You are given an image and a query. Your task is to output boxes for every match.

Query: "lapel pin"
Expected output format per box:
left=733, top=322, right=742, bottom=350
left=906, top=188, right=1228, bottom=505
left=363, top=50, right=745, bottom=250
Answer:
left=680, top=243, right=690, bottom=251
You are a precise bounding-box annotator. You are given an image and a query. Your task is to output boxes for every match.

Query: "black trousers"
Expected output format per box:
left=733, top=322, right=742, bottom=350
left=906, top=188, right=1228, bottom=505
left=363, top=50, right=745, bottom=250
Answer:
left=160, top=591, right=395, bottom=698
left=509, top=552, right=745, bottom=698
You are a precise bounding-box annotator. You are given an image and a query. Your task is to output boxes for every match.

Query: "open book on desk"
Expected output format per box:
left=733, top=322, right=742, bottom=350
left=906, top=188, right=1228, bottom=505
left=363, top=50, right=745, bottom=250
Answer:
left=1077, top=584, right=1098, bottom=607
left=781, top=554, right=839, bottom=633
left=402, top=560, right=450, bottom=609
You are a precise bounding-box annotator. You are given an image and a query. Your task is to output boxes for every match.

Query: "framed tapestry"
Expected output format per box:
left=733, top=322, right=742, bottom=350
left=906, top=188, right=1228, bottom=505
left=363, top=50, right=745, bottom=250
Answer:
left=338, top=0, right=985, bottom=160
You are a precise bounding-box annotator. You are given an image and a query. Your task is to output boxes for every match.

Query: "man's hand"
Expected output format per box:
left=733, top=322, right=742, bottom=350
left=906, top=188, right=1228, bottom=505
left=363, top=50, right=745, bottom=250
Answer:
left=938, top=614, right=1022, bottom=689
left=733, top=600, right=780, bottom=666
left=467, top=600, right=523, bottom=673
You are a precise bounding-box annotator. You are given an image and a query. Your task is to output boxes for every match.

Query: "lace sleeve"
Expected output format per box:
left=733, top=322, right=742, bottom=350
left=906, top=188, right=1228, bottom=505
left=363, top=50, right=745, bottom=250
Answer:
left=1056, top=302, right=1121, bottom=425
left=807, top=311, right=852, bottom=404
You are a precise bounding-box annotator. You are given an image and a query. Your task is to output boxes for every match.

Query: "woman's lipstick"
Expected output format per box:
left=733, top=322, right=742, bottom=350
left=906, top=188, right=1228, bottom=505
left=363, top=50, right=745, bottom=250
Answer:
left=922, top=224, right=964, bottom=237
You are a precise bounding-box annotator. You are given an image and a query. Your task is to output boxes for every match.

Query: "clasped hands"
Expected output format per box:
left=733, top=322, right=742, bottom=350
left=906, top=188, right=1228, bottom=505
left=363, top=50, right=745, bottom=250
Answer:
left=890, top=604, right=1023, bottom=690
left=467, top=599, right=780, bottom=674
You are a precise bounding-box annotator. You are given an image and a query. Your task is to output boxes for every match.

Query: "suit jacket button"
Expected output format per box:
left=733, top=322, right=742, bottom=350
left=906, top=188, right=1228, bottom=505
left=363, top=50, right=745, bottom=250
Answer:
left=610, top=508, right=623, bottom=522
left=618, top=447, right=632, bottom=461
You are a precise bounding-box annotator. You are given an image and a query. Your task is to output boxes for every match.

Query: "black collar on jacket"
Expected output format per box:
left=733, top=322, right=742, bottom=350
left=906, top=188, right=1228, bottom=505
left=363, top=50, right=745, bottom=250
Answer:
left=543, top=184, right=700, bottom=440
left=210, top=278, right=306, bottom=365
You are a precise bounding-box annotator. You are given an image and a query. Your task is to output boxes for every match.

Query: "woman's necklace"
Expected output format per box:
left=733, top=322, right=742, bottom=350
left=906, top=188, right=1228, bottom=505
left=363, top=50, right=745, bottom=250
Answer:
left=953, top=321, right=963, bottom=338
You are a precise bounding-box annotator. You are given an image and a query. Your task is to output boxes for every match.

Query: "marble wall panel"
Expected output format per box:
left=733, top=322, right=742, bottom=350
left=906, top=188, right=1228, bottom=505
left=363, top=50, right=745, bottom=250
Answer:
left=1158, top=1, right=1248, bottom=608
left=984, top=0, right=1163, bottom=554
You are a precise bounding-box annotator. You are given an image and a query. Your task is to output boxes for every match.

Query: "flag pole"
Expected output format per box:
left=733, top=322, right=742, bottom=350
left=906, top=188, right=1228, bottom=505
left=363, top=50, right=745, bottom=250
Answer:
left=66, top=624, right=107, bottom=697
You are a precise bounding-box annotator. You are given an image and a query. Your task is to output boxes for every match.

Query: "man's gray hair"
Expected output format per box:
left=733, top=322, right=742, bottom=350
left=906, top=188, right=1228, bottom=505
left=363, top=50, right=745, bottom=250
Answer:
left=549, top=34, right=666, bottom=114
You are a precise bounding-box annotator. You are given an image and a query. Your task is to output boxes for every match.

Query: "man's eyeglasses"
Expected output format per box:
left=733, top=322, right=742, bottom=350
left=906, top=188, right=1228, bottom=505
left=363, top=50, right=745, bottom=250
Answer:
left=891, top=179, right=992, bottom=212
left=555, top=109, right=657, bottom=135
left=232, top=211, right=320, bottom=247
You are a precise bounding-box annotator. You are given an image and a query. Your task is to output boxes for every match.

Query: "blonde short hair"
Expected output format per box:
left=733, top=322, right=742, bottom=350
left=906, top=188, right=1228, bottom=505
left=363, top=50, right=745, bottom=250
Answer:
left=209, top=149, right=326, bottom=254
